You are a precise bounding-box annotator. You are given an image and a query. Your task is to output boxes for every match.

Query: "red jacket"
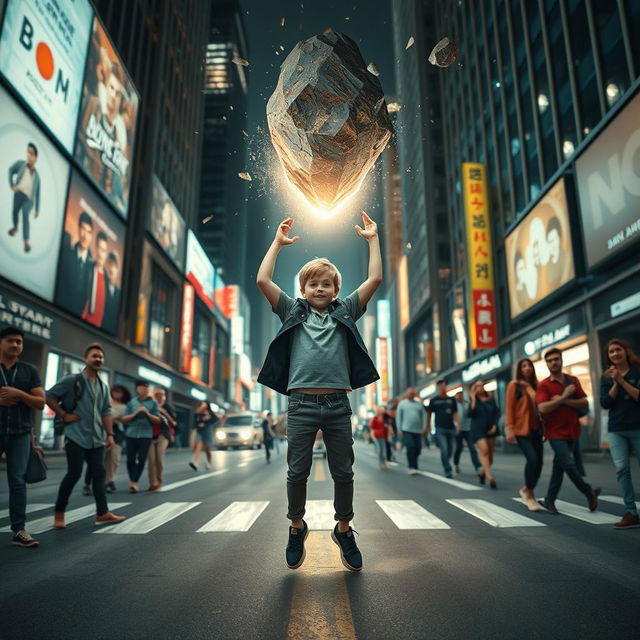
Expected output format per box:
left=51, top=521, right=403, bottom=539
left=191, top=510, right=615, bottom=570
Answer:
left=535, top=375, right=586, bottom=440
left=369, top=416, right=387, bottom=439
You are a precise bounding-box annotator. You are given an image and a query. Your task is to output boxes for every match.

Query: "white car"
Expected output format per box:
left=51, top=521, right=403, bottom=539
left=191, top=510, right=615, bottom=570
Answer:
left=215, top=412, right=264, bottom=450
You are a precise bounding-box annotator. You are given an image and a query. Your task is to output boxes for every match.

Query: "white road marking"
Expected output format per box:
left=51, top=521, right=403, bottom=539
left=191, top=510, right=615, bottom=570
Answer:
left=415, top=471, right=483, bottom=491
left=95, top=502, right=200, bottom=534
left=0, top=503, right=52, bottom=519
left=197, top=501, right=269, bottom=532
left=599, top=495, right=640, bottom=510
left=552, top=499, right=620, bottom=524
left=0, top=503, right=131, bottom=534
left=158, top=468, right=228, bottom=492
left=447, top=499, right=546, bottom=527
left=304, top=500, right=336, bottom=530
left=236, top=462, right=250, bottom=468
left=377, top=500, right=450, bottom=530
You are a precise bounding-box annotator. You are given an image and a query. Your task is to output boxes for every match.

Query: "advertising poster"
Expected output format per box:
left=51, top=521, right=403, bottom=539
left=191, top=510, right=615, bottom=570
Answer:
left=505, top=178, right=575, bottom=318
left=0, top=85, right=69, bottom=301
left=0, top=0, right=93, bottom=151
left=149, top=175, right=186, bottom=270
left=55, top=171, right=126, bottom=335
left=74, top=16, right=139, bottom=218
left=186, top=230, right=215, bottom=309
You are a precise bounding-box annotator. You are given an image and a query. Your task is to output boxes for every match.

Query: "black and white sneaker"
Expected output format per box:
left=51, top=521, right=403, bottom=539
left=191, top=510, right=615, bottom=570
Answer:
left=12, top=530, right=39, bottom=548
left=286, top=520, right=309, bottom=569
left=331, top=524, right=362, bottom=572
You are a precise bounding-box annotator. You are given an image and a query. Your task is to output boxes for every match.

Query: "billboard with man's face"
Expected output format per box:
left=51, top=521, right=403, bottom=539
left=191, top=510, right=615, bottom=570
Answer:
left=0, top=0, right=93, bottom=151
left=0, top=85, right=69, bottom=302
left=74, top=16, right=139, bottom=219
left=55, top=171, right=126, bottom=335
left=505, top=178, right=575, bottom=318
left=149, top=175, right=186, bottom=271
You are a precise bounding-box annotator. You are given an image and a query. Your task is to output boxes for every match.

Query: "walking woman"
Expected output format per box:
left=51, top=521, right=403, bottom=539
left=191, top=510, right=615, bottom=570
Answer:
left=190, top=401, right=214, bottom=470
left=506, top=359, right=543, bottom=511
left=600, top=338, right=640, bottom=529
left=468, top=380, right=501, bottom=488
left=369, top=406, right=388, bottom=469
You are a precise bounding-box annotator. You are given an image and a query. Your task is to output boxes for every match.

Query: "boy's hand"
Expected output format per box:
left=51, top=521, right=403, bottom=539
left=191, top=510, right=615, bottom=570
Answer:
left=275, top=217, right=300, bottom=246
left=354, top=212, right=378, bottom=240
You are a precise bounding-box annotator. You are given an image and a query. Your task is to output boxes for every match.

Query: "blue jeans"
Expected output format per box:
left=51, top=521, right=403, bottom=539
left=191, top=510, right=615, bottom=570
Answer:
left=402, top=432, right=422, bottom=469
left=374, top=437, right=386, bottom=463
left=436, top=431, right=455, bottom=474
left=608, top=430, right=640, bottom=516
left=516, top=430, right=544, bottom=491
left=0, top=433, right=31, bottom=532
left=545, top=439, right=592, bottom=502
left=286, top=392, right=354, bottom=522
left=454, top=430, right=481, bottom=471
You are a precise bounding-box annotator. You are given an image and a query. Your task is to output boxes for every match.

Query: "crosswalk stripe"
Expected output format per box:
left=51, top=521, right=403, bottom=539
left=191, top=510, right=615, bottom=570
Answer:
left=197, top=501, right=269, bottom=532
left=0, top=502, right=131, bottom=534
left=304, top=500, right=336, bottom=530
left=552, top=499, right=620, bottom=524
left=236, top=462, right=250, bottom=468
left=377, top=499, right=450, bottom=530
left=415, top=471, right=483, bottom=491
left=0, top=503, right=53, bottom=520
left=600, top=495, right=640, bottom=510
left=158, top=468, right=227, bottom=492
left=447, top=499, right=546, bottom=527
left=95, top=502, right=200, bottom=534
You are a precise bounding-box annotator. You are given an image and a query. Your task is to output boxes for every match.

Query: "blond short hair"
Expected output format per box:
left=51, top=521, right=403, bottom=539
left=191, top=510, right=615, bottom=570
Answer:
left=298, top=258, right=341, bottom=293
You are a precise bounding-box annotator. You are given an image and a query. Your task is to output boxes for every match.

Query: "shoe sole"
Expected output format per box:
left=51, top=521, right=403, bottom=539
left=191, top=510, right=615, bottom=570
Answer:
left=94, top=519, right=125, bottom=526
left=614, top=524, right=640, bottom=529
left=286, top=526, right=309, bottom=570
left=12, top=541, right=39, bottom=547
left=331, top=530, right=362, bottom=573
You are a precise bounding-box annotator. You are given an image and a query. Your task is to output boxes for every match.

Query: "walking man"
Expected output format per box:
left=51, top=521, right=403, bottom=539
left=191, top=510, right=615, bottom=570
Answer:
left=46, top=343, right=125, bottom=528
left=426, top=380, right=460, bottom=478
left=0, top=326, right=45, bottom=547
left=453, top=390, right=481, bottom=474
left=396, top=387, right=428, bottom=474
left=536, top=347, right=601, bottom=514
left=8, top=143, right=40, bottom=253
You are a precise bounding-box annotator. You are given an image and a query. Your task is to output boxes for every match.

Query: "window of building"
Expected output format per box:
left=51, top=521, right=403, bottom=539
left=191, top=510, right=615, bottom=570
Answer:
left=625, top=0, right=640, bottom=75
left=191, top=302, right=212, bottom=384
left=148, top=264, right=175, bottom=363
left=411, top=313, right=435, bottom=381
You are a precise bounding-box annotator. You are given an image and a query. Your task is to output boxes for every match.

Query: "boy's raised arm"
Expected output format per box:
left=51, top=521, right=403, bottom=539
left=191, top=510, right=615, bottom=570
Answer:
left=355, top=212, right=383, bottom=308
left=256, top=217, right=300, bottom=308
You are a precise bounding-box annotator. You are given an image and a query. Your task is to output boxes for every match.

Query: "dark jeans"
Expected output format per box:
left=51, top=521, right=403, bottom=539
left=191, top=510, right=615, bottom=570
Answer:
left=265, top=438, right=273, bottom=461
left=454, top=430, right=481, bottom=470
left=0, top=433, right=31, bottom=532
left=12, top=191, right=32, bottom=241
left=55, top=440, right=108, bottom=516
left=545, top=438, right=592, bottom=502
left=402, top=432, right=422, bottom=469
left=126, top=437, right=152, bottom=483
left=286, top=392, right=354, bottom=522
left=435, top=431, right=456, bottom=474
left=516, top=430, right=544, bottom=490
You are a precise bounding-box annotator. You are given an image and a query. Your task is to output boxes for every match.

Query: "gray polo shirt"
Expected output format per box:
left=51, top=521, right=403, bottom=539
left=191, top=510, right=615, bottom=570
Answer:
left=47, top=372, right=112, bottom=449
left=275, top=290, right=364, bottom=391
left=124, top=396, right=160, bottom=439
left=396, top=398, right=427, bottom=434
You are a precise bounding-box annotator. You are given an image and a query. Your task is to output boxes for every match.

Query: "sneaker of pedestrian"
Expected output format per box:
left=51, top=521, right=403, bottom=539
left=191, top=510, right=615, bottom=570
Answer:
left=537, top=499, right=559, bottom=515
left=53, top=512, right=66, bottom=529
left=408, top=468, right=419, bottom=475
left=613, top=513, right=640, bottom=529
left=129, top=482, right=138, bottom=494
left=82, top=484, right=92, bottom=496
left=205, top=462, right=212, bottom=470
left=518, top=487, right=528, bottom=505
left=489, top=477, right=497, bottom=489
left=146, top=484, right=160, bottom=492
left=286, top=520, right=309, bottom=570
left=478, top=472, right=486, bottom=485
left=454, top=464, right=460, bottom=474
left=445, top=471, right=453, bottom=479
left=12, top=530, right=39, bottom=548
left=189, top=462, right=197, bottom=471
left=95, top=512, right=126, bottom=526
left=379, top=462, right=388, bottom=469
left=526, top=498, right=542, bottom=512
left=586, top=487, right=601, bottom=512
left=332, top=524, right=363, bottom=572
left=105, top=482, right=116, bottom=493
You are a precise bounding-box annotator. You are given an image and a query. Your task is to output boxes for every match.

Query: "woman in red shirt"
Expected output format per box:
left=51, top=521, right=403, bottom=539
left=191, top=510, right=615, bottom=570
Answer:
left=369, top=406, right=388, bottom=469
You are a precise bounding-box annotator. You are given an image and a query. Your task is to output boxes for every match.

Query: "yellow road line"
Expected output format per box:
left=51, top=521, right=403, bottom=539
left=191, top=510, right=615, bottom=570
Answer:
left=287, top=532, right=357, bottom=640
left=313, top=460, right=326, bottom=482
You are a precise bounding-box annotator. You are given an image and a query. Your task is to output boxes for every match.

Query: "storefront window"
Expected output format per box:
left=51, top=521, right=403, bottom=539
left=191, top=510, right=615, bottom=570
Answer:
left=215, top=324, right=230, bottom=392
left=191, top=303, right=212, bottom=384
left=148, top=264, right=175, bottom=362
left=412, top=314, right=435, bottom=381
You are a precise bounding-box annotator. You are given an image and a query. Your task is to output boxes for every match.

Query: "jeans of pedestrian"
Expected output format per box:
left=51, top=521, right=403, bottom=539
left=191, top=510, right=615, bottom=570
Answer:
left=126, top=437, right=152, bottom=483
left=12, top=191, right=32, bottom=241
left=516, top=430, right=544, bottom=491
left=264, top=438, right=273, bottom=461
left=147, top=436, right=169, bottom=487
left=374, top=437, right=386, bottom=463
left=453, top=430, right=481, bottom=470
left=105, top=443, right=122, bottom=484
left=55, top=440, right=108, bottom=516
left=436, top=431, right=455, bottom=474
left=286, top=392, right=354, bottom=522
left=0, top=433, right=31, bottom=532
left=402, top=432, right=422, bottom=470
left=545, top=438, right=592, bottom=502
left=608, top=430, right=640, bottom=516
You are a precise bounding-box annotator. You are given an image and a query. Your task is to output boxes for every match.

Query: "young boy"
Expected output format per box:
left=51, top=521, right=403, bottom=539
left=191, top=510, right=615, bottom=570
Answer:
left=256, top=213, right=382, bottom=572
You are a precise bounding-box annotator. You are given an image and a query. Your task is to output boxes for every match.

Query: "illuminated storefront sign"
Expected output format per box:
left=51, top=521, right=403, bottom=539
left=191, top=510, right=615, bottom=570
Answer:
left=190, top=387, right=207, bottom=401
left=376, top=337, right=389, bottom=404
left=180, top=283, right=194, bottom=373
left=137, top=365, right=172, bottom=389
left=377, top=299, right=391, bottom=338
left=398, top=255, right=410, bottom=331
left=513, top=308, right=585, bottom=358
left=0, top=287, right=57, bottom=342
left=462, top=162, right=497, bottom=349
left=185, top=230, right=215, bottom=309
left=462, top=353, right=502, bottom=383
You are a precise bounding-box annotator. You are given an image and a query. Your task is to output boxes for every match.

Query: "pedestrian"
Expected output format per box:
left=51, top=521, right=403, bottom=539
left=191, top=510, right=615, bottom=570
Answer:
left=505, top=358, right=543, bottom=511
left=453, top=391, right=481, bottom=475
left=468, top=380, right=501, bottom=488
left=147, top=386, right=176, bottom=491
left=0, top=326, right=45, bottom=547
left=8, top=143, right=40, bottom=253
left=46, top=343, right=125, bottom=528
left=369, top=406, right=388, bottom=469
left=262, top=411, right=276, bottom=463
left=121, top=380, right=161, bottom=493
left=426, top=379, right=460, bottom=478
left=599, top=338, right=640, bottom=529
left=256, top=213, right=381, bottom=572
left=190, top=401, right=214, bottom=470
left=536, top=347, right=601, bottom=514
left=384, top=402, right=397, bottom=462
left=396, top=387, right=428, bottom=475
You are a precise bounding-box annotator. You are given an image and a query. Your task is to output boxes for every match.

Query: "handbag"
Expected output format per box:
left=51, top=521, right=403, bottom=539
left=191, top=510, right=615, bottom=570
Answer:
left=25, top=445, right=47, bottom=484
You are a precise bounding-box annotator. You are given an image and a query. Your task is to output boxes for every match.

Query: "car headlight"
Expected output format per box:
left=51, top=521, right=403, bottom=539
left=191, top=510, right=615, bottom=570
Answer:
left=240, top=429, right=252, bottom=440
left=216, top=430, right=226, bottom=440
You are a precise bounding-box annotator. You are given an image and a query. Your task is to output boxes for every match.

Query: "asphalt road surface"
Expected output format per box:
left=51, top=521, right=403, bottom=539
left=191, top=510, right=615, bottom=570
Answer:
left=0, top=440, right=638, bottom=640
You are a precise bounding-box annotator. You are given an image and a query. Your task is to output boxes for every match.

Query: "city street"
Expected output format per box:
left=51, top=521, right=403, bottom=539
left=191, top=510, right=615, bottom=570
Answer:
left=1, top=442, right=638, bottom=640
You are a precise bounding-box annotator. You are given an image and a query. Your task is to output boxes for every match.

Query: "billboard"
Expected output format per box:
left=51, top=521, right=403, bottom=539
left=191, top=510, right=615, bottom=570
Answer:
left=505, top=178, right=575, bottom=318
left=0, top=0, right=93, bottom=152
left=55, top=171, right=126, bottom=335
left=186, top=230, right=215, bottom=309
left=74, top=15, right=139, bottom=218
left=576, top=91, right=640, bottom=267
left=0, top=86, right=69, bottom=301
left=149, top=175, right=186, bottom=271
